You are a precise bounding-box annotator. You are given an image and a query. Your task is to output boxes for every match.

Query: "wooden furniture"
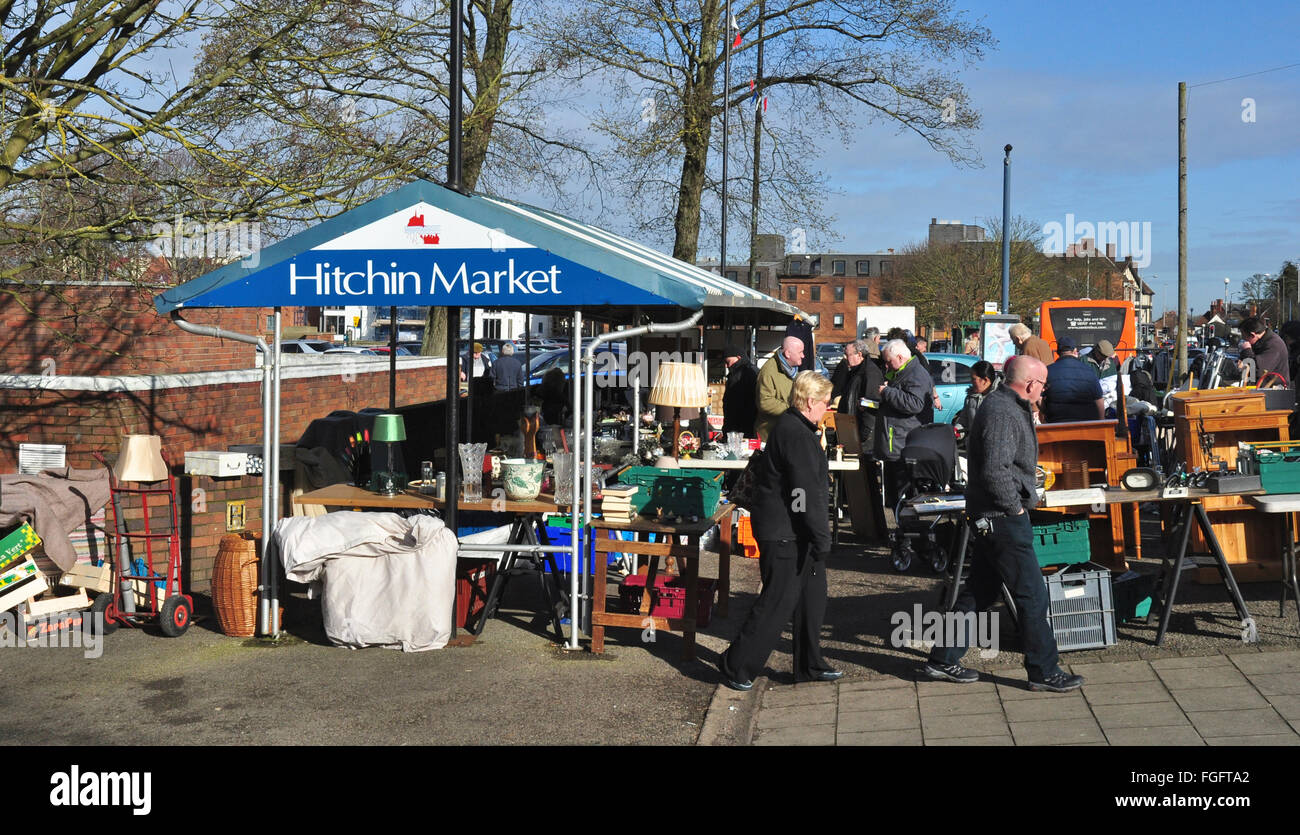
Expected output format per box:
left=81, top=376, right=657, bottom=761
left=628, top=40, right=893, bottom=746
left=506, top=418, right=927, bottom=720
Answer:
left=588, top=503, right=734, bottom=661
left=1170, top=389, right=1291, bottom=583
left=1035, top=420, right=1140, bottom=570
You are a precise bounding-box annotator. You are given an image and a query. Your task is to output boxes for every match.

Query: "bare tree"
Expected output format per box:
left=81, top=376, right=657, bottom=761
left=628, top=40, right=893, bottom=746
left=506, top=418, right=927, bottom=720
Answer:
left=535, top=0, right=993, bottom=262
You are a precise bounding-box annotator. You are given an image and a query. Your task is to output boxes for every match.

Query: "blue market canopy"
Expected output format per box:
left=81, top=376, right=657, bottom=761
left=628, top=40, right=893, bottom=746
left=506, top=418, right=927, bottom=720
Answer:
left=154, top=180, right=806, bottom=324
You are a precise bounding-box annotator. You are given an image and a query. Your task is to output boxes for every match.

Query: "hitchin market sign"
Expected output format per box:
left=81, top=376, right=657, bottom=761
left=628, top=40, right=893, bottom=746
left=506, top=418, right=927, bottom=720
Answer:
left=168, top=202, right=676, bottom=309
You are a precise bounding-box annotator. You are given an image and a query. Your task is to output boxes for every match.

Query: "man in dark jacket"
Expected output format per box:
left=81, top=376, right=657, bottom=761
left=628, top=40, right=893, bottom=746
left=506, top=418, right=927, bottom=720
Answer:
left=1043, top=337, right=1105, bottom=422
left=1239, top=317, right=1291, bottom=387
left=836, top=338, right=882, bottom=452
left=924, top=355, right=1085, bottom=693
left=875, top=338, right=934, bottom=506
left=490, top=342, right=525, bottom=391
left=721, top=344, right=758, bottom=438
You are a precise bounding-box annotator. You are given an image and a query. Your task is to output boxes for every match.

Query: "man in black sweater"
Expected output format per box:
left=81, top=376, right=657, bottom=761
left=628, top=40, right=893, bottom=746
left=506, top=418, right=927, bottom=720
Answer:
left=924, top=355, right=1085, bottom=693
left=1238, top=316, right=1291, bottom=387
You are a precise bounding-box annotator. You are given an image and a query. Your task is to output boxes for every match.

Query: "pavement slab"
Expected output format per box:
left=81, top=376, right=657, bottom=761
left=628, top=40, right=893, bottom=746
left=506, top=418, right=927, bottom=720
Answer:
left=762, top=685, right=838, bottom=709
left=836, top=728, right=923, bottom=746
left=1081, top=681, right=1174, bottom=706
left=1228, top=649, right=1300, bottom=675
left=1091, top=701, right=1193, bottom=730
left=1170, top=685, right=1269, bottom=712
left=1002, top=693, right=1087, bottom=723
left=1241, top=671, right=1300, bottom=695
left=914, top=679, right=997, bottom=696
left=1185, top=708, right=1294, bottom=738
left=1264, top=694, right=1300, bottom=720
left=1009, top=717, right=1106, bottom=746
left=1102, top=725, right=1206, bottom=746
left=755, top=702, right=837, bottom=730
left=837, top=707, right=919, bottom=733
left=1203, top=733, right=1300, bottom=746
left=837, top=678, right=914, bottom=693
left=753, top=724, right=837, bottom=746
left=921, top=712, right=1010, bottom=740
left=1150, top=654, right=1233, bottom=670
left=996, top=681, right=1083, bottom=700
left=1155, top=665, right=1250, bottom=690
left=928, top=734, right=1014, bottom=746
left=917, top=691, right=1004, bottom=717
left=839, top=686, right=919, bottom=712
left=1065, top=660, right=1156, bottom=683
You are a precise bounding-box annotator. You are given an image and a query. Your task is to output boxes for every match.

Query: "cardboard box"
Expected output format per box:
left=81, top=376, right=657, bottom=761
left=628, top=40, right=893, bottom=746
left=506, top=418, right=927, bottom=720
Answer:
left=59, top=563, right=113, bottom=594
left=0, top=523, right=42, bottom=572
left=185, top=451, right=248, bottom=477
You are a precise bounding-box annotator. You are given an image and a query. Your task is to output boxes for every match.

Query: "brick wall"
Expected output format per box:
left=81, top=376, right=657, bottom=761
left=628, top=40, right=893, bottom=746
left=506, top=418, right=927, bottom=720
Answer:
left=1, top=363, right=447, bottom=593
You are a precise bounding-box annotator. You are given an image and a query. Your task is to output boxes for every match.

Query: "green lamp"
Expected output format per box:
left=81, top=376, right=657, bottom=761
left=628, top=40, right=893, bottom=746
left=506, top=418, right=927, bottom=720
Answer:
left=369, top=414, right=408, bottom=495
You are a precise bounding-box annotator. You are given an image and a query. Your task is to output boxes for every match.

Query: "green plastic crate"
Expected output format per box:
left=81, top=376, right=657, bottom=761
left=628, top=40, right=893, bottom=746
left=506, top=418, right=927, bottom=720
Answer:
left=1254, top=449, right=1300, bottom=494
left=1031, top=517, right=1091, bottom=568
left=615, top=466, right=724, bottom=519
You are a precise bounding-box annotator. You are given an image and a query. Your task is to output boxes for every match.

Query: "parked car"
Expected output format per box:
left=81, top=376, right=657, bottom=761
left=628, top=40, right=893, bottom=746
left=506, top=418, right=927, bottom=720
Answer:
left=527, top=345, right=626, bottom=386
left=370, top=346, right=415, bottom=356
left=817, top=342, right=846, bottom=372
left=925, top=352, right=979, bottom=424
left=278, top=339, right=334, bottom=354
left=324, top=347, right=381, bottom=355
left=758, top=350, right=831, bottom=379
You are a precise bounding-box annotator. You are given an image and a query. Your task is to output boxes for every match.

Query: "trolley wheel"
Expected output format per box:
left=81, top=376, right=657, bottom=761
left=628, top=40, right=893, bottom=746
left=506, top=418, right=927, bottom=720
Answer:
left=927, top=545, right=950, bottom=575
left=159, top=596, right=191, bottom=637
left=87, top=593, right=119, bottom=636
left=892, top=545, right=913, bottom=573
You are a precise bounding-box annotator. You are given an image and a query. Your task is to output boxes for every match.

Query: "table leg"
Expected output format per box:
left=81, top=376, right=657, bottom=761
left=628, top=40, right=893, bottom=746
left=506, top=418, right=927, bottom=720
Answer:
left=1193, top=503, right=1251, bottom=623
left=832, top=472, right=841, bottom=547
left=1155, top=502, right=1196, bottom=646
left=591, top=528, right=611, bottom=654
left=682, top=544, right=698, bottom=662
left=1286, top=514, right=1300, bottom=631
left=717, top=510, right=733, bottom=619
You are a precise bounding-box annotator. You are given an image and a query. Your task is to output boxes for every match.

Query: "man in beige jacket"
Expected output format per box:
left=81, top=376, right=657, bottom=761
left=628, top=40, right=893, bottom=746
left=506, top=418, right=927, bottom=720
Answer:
left=754, top=336, right=804, bottom=440
left=1010, top=323, right=1053, bottom=365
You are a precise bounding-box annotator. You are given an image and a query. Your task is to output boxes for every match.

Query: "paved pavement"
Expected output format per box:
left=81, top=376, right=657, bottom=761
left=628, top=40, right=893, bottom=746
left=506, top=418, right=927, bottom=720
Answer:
left=732, top=650, right=1300, bottom=746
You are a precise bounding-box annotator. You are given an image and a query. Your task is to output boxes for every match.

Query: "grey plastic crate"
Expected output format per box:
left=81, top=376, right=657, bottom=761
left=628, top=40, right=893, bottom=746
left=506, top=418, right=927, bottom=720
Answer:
left=1044, top=563, right=1116, bottom=652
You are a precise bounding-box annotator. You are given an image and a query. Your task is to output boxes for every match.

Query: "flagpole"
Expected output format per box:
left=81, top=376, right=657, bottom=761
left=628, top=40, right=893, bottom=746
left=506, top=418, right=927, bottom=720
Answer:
left=721, top=0, right=732, bottom=281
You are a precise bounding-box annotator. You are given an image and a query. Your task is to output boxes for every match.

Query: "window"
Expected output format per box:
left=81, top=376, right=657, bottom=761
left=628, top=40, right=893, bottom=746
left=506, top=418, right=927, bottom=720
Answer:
left=787, top=259, right=804, bottom=275
left=810, top=258, right=822, bottom=275
left=856, top=260, right=871, bottom=276
left=858, top=286, right=869, bottom=302
left=833, top=314, right=845, bottom=329
left=786, top=286, right=797, bottom=301
left=832, top=260, right=846, bottom=275
left=880, top=260, right=893, bottom=276
left=810, top=286, right=821, bottom=302
left=834, top=285, right=845, bottom=302
left=725, top=270, right=738, bottom=281
left=928, top=359, right=972, bottom=386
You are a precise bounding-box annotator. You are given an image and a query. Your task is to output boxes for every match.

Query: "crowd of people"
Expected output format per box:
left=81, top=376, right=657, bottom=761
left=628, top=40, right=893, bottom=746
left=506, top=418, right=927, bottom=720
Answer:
left=714, top=316, right=1298, bottom=694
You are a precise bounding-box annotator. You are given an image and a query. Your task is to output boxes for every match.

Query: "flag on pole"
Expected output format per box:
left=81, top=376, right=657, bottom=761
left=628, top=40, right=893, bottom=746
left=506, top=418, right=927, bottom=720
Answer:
left=730, top=15, right=742, bottom=49
left=749, top=79, right=767, bottom=112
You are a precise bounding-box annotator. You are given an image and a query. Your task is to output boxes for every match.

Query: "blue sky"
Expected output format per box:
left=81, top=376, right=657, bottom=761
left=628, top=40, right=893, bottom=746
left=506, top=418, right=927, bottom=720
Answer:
left=785, top=0, right=1300, bottom=317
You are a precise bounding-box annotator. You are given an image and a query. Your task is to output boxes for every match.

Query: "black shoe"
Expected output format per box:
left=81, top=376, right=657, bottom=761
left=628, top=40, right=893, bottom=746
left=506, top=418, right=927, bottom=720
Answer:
left=801, top=668, right=844, bottom=683
left=719, top=653, right=753, bottom=692
left=923, top=661, right=979, bottom=683
left=1028, top=672, right=1084, bottom=693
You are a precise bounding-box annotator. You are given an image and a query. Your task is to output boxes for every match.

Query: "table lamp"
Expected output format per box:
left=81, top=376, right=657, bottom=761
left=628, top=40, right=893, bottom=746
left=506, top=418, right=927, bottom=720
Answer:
left=647, top=361, right=709, bottom=459
left=114, top=435, right=169, bottom=482
left=369, top=413, right=408, bottom=495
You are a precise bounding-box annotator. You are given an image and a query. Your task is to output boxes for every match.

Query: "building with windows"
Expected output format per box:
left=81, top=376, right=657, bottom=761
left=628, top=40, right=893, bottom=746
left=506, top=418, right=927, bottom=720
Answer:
left=776, top=251, right=901, bottom=338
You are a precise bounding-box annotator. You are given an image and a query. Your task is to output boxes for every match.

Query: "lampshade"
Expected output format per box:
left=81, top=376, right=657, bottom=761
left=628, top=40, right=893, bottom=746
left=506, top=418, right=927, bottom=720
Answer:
left=647, top=362, right=709, bottom=409
left=114, top=435, right=168, bottom=482
left=371, top=413, right=407, bottom=443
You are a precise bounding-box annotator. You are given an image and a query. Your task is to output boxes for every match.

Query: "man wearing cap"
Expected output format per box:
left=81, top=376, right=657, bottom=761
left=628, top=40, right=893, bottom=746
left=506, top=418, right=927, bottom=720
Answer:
left=1086, top=339, right=1118, bottom=380
left=721, top=344, right=758, bottom=438
left=1009, top=323, right=1053, bottom=365
left=1043, top=337, right=1105, bottom=422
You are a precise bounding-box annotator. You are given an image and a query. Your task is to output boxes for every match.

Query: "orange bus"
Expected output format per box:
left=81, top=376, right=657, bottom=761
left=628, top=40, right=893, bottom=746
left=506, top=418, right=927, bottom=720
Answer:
left=1037, top=299, right=1138, bottom=360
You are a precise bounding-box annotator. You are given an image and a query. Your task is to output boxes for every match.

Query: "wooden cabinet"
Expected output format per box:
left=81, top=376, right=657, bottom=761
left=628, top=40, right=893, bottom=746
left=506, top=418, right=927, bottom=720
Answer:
left=1036, top=420, right=1140, bottom=570
left=1170, top=389, right=1290, bottom=582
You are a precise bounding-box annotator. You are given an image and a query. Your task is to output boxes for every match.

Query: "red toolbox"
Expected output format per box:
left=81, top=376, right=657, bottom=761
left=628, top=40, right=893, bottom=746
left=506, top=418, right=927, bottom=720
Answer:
left=618, top=574, right=716, bottom=628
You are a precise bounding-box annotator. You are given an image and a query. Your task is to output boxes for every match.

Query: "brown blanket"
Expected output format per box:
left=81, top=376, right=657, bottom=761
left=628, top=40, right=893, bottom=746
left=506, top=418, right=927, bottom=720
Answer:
left=0, top=467, right=112, bottom=571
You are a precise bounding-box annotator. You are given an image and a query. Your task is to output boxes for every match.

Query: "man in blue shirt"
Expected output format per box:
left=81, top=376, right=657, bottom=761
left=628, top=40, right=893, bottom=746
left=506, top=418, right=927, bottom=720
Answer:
left=1043, top=337, right=1104, bottom=423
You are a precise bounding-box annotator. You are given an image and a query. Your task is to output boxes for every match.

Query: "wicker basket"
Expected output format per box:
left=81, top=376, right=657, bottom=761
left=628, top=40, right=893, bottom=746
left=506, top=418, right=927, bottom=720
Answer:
left=213, top=533, right=260, bottom=637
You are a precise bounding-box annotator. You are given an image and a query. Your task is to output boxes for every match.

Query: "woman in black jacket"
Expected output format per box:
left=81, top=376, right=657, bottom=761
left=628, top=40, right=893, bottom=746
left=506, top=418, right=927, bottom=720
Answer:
left=720, top=371, right=841, bottom=689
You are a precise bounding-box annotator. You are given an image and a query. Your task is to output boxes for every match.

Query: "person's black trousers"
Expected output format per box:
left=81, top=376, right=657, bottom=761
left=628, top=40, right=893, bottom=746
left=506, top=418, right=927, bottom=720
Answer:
left=929, top=512, right=1063, bottom=681
left=723, top=537, right=830, bottom=682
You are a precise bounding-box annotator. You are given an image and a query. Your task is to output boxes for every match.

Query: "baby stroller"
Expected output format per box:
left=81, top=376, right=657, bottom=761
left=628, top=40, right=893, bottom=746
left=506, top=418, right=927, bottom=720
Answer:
left=890, top=423, right=964, bottom=573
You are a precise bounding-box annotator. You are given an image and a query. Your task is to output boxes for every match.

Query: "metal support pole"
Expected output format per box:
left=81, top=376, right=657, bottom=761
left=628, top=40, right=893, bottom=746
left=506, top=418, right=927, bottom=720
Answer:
left=448, top=1, right=463, bottom=192
left=270, top=309, right=282, bottom=635
left=446, top=306, right=460, bottom=534
left=1001, top=144, right=1012, bottom=314
left=1177, top=82, right=1189, bottom=383
left=567, top=311, right=583, bottom=648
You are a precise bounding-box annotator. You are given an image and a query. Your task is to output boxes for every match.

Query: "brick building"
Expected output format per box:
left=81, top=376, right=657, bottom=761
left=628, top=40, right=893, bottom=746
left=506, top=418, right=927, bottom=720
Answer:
left=776, top=251, right=901, bottom=339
